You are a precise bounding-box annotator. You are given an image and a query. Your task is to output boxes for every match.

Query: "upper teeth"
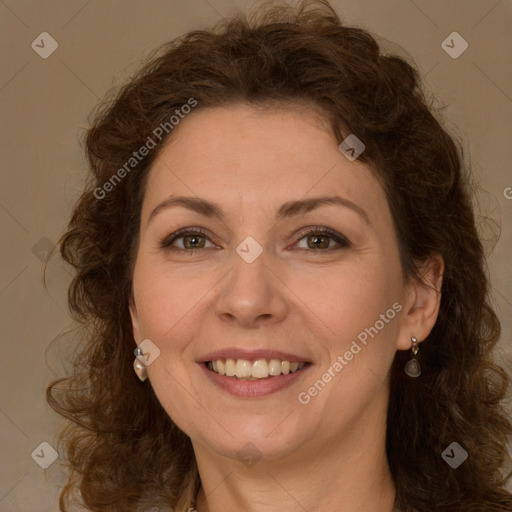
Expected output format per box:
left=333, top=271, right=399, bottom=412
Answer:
left=207, top=359, right=306, bottom=379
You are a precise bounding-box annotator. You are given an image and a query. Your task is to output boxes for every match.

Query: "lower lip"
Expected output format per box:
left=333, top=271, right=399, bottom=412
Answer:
left=198, top=363, right=312, bottom=398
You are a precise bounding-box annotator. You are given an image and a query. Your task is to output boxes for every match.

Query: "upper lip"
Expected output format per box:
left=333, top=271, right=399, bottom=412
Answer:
left=197, top=348, right=312, bottom=363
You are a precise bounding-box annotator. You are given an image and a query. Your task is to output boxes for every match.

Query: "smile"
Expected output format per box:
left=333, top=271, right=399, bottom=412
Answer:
left=206, top=358, right=307, bottom=379
left=199, top=359, right=312, bottom=398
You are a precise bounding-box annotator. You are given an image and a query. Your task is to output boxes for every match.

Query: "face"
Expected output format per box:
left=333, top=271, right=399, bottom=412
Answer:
left=129, top=103, right=422, bottom=466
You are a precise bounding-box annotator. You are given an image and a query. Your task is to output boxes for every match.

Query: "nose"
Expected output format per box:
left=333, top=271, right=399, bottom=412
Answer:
left=214, top=245, right=289, bottom=328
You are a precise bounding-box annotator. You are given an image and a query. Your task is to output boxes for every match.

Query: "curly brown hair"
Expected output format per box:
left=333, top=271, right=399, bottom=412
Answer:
left=46, top=0, right=512, bottom=510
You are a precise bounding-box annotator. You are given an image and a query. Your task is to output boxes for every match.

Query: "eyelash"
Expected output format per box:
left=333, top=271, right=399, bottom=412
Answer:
left=159, top=226, right=351, bottom=252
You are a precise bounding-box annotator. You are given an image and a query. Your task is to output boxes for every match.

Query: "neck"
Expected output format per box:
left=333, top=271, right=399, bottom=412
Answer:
left=194, top=461, right=396, bottom=512
left=192, top=389, right=397, bottom=512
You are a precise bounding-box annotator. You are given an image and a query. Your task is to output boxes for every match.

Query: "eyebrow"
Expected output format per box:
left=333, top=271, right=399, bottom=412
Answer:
left=147, top=194, right=371, bottom=226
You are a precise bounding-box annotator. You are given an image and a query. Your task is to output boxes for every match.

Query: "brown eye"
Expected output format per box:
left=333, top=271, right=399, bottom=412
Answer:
left=306, top=234, right=330, bottom=249
left=160, top=228, right=214, bottom=250
left=180, top=234, right=207, bottom=249
left=294, top=227, right=351, bottom=251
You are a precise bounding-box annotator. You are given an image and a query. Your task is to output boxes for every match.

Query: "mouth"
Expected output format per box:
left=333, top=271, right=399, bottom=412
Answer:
left=197, top=351, right=313, bottom=399
left=203, top=358, right=309, bottom=380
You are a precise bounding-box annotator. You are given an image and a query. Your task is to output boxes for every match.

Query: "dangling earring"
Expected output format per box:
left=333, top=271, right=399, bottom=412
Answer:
left=133, top=354, right=148, bottom=382
left=404, top=337, right=421, bottom=377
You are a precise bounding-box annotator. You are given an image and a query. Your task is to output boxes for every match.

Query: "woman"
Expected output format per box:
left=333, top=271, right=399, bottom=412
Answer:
left=46, top=0, right=512, bottom=510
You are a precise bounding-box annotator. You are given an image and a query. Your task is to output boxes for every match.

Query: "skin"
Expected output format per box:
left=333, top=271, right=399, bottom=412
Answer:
left=129, top=103, right=444, bottom=512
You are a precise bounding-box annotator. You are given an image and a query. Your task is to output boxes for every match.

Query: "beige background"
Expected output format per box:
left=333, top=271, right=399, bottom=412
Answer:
left=1, top=0, right=511, bottom=510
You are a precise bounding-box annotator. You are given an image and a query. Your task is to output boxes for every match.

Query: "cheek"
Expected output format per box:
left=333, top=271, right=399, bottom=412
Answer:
left=302, top=259, right=402, bottom=391
left=299, top=290, right=400, bottom=433
left=302, top=259, right=401, bottom=340
left=132, top=263, right=209, bottom=431
left=133, top=260, right=213, bottom=345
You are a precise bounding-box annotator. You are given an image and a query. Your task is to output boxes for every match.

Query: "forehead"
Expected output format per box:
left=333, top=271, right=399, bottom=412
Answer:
left=140, top=103, right=388, bottom=226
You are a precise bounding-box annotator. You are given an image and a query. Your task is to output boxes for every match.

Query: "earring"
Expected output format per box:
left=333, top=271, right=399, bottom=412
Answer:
left=404, top=337, right=421, bottom=377
left=133, top=358, right=148, bottom=382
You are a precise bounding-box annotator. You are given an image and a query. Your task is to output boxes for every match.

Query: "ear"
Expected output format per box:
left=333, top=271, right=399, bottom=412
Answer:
left=396, top=253, right=444, bottom=351
left=129, top=290, right=142, bottom=344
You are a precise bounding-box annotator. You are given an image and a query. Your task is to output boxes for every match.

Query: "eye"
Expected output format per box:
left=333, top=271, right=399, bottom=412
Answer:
left=160, top=225, right=351, bottom=252
left=292, top=226, right=351, bottom=251
left=160, top=227, right=216, bottom=250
